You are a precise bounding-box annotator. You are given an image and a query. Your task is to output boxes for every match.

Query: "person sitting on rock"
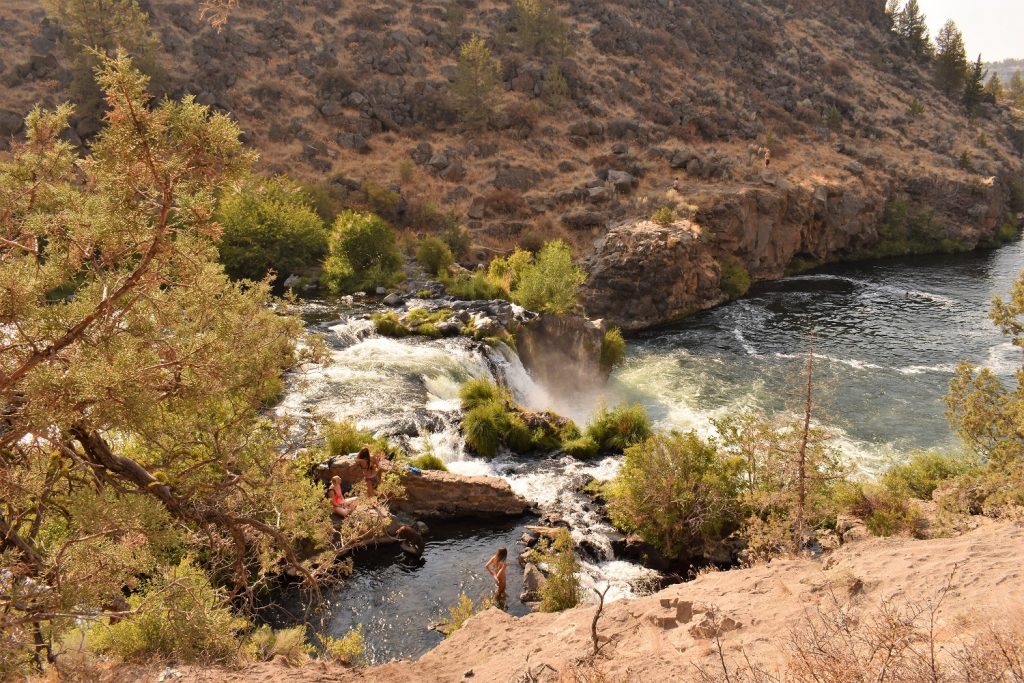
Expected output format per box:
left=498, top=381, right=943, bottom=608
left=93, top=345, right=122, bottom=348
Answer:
left=328, top=475, right=358, bottom=517
left=355, top=446, right=380, bottom=497
left=394, top=525, right=425, bottom=556
left=485, top=546, right=508, bottom=599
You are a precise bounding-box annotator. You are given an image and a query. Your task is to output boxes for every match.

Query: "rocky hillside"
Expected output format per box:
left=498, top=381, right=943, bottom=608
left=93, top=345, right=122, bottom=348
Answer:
left=1, top=0, right=1023, bottom=327
left=106, top=519, right=1024, bottom=682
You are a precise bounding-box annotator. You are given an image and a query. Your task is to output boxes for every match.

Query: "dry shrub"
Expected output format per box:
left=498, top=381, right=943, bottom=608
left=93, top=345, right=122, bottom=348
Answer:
left=484, top=188, right=529, bottom=218
left=695, top=570, right=1024, bottom=683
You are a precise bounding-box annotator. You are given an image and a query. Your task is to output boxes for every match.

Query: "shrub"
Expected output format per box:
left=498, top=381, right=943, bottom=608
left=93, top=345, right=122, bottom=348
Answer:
left=607, top=432, right=744, bottom=560
left=537, top=529, right=582, bottom=612
left=541, top=63, right=570, bottom=107
left=372, top=311, right=411, bottom=338
left=718, top=254, right=751, bottom=299
left=908, top=97, right=925, bottom=118
left=442, top=270, right=508, bottom=301
left=460, top=378, right=508, bottom=411
left=585, top=403, right=652, bottom=453
left=245, top=625, right=311, bottom=666
left=958, top=150, right=975, bottom=172
left=437, top=593, right=492, bottom=637
left=416, top=236, right=454, bottom=275
left=599, top=326, right=626, bottom=373
left=216, top=179, right=328, bottom=282
left=411, top=453, right=448, bottom=471
left=398, top=158, right=415, bottom=183
left=511, top=240, right=586, bottom=314
left=881, top=451, right=978, bottom=500
left=323, top=419, right=376, bottom=457
left=834, top=481, right=923, bottom=537
left=652, top=207, right=676, bottom=226
left=322, top=210, right=404, bottom=294
left=362, top=182, right=402, bottom=221
left=462, top=400, right=509, bottom=458
left=320, top=626, right=366, bottom=666
left=88, top=558, right=248, bottom=664
left=562, top=435, right=599, bottom=458
left=443, top=222, right=472, bottom=259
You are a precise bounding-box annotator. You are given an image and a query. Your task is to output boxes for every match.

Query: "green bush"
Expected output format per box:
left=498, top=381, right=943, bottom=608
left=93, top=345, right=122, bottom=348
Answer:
left=443, top=222, right=472, bottom=259
left=442, top=270, right=508, bottom=301
left=216, top=179, right=328, bottom=282
left=599, top=326, right=626, bottom=373
left=834, top=481, right=923, bottom=538
left=607, top=432, right=744, bottom=560
left=459, top=379, right=579, bottom=456
left=562, top=435, right=599, bottom=458
left=411, top=453, right=448, bottom=471
left=511, top=240, right=586, bottom=314
left=245, top=625, right=311, bottom=666
left=322, top=419, right=399, bottom=459
left=362, top=181, right=402, bottom=221
left=460, top=377, right=508, bottom=411
left=585, top=403, right=652, bottom=454
left=437, top=593, right=492, bottom=637
left=416, top=236, right=454, bottom=275
left=372, top=311, right=411, bottom=337
left=651, top=207, right=676, bottom=226
left=320, top=626, right=367, bottom=666
left=462, top=400, right=509, bottom=458
left=322, top=210, right=404, bottom=294
left=718, top=255, right=751, bottom=299
left=88, top=558, right=247, bottom=664
left=881, top=451, right=978, bottom=500
left=537, top=529, right=582, bottom=612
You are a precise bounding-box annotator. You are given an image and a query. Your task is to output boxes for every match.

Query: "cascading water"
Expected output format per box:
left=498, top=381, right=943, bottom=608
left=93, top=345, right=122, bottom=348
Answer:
left=281, top=302, right=658, bottom=590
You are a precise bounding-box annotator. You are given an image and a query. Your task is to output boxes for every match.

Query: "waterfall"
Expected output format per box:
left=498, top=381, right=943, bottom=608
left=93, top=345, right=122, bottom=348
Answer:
left=282, top=305, right=659, bottom=600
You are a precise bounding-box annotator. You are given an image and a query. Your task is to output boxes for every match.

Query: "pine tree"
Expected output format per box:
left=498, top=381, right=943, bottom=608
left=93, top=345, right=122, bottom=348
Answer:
left=0, top=54, right=350, bottom=673
left=963, top=55, right=987, bottom=112
left=44, top=0, right=163, bottom=118
left=933, top=20, right=968, bottom=98
left=897, top=0, right=932, bottom=60
left=1009, top=72, right=1024, bottom=108
left=985, top=73, right=1004, bottom=103
left=450, top=36, right=502, bottom=130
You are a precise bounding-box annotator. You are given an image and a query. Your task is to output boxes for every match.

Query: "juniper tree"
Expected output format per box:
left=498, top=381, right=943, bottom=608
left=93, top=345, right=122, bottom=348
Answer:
left=451, top=36, right=502, bottom=131
left=963, top=55, right=987, bottom=113
left=0, top=54, right=348, bottom=673
left=933, top=20, right=968, bottom=98
left=895, top=0, right=931, bottom=60
left=985, top=73, right=1004, bottom=103
left=44, top=0, right=163, bottom=117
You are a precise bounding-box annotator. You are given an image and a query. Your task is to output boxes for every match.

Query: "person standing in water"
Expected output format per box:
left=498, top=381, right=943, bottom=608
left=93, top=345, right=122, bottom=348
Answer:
left=485, top=547, right=508, bottom=601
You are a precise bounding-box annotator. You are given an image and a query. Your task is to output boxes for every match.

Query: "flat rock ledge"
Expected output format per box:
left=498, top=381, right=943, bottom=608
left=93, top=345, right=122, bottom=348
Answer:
left=319, top=457, right=534, bottom=520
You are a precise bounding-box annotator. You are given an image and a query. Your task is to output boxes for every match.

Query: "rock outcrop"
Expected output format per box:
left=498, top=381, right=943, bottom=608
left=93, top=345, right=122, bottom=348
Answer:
left=318, top=456, right=532, bottom=520
left=583, top=219, right=722, bottom=330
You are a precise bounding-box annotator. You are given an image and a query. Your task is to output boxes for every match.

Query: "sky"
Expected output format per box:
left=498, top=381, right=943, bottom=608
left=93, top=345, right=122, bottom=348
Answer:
left=917, top=0, right=1022, bottom=62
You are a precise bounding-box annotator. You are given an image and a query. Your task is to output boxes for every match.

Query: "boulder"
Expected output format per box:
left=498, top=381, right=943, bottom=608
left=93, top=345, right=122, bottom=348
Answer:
left=318, top=457, right=532, bottom=519
left=607, top=169, right=637, bottom=193
left=520, top=563, right=547, bottom=603
left=515, top=314, right=608, bottom=396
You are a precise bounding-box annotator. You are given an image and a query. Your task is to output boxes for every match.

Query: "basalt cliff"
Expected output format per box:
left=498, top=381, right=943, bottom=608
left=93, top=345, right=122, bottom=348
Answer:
left=1, top=0, right=1022, bottom=328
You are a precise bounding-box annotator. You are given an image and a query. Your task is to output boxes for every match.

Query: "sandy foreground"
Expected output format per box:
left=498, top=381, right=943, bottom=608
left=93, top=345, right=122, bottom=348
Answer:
left=97, top=520, right=1024, bottom=683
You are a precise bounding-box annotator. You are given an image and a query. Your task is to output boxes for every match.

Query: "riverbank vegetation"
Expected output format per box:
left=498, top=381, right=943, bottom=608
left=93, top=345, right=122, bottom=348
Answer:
left=458, top=380, right=650, bottom=459
left=216, top=178, right=328, bottom=283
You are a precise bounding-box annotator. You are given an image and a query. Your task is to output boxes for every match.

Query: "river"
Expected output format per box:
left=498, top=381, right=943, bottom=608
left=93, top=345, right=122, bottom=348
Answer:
left=279, top=238, right=1023, bottom=663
